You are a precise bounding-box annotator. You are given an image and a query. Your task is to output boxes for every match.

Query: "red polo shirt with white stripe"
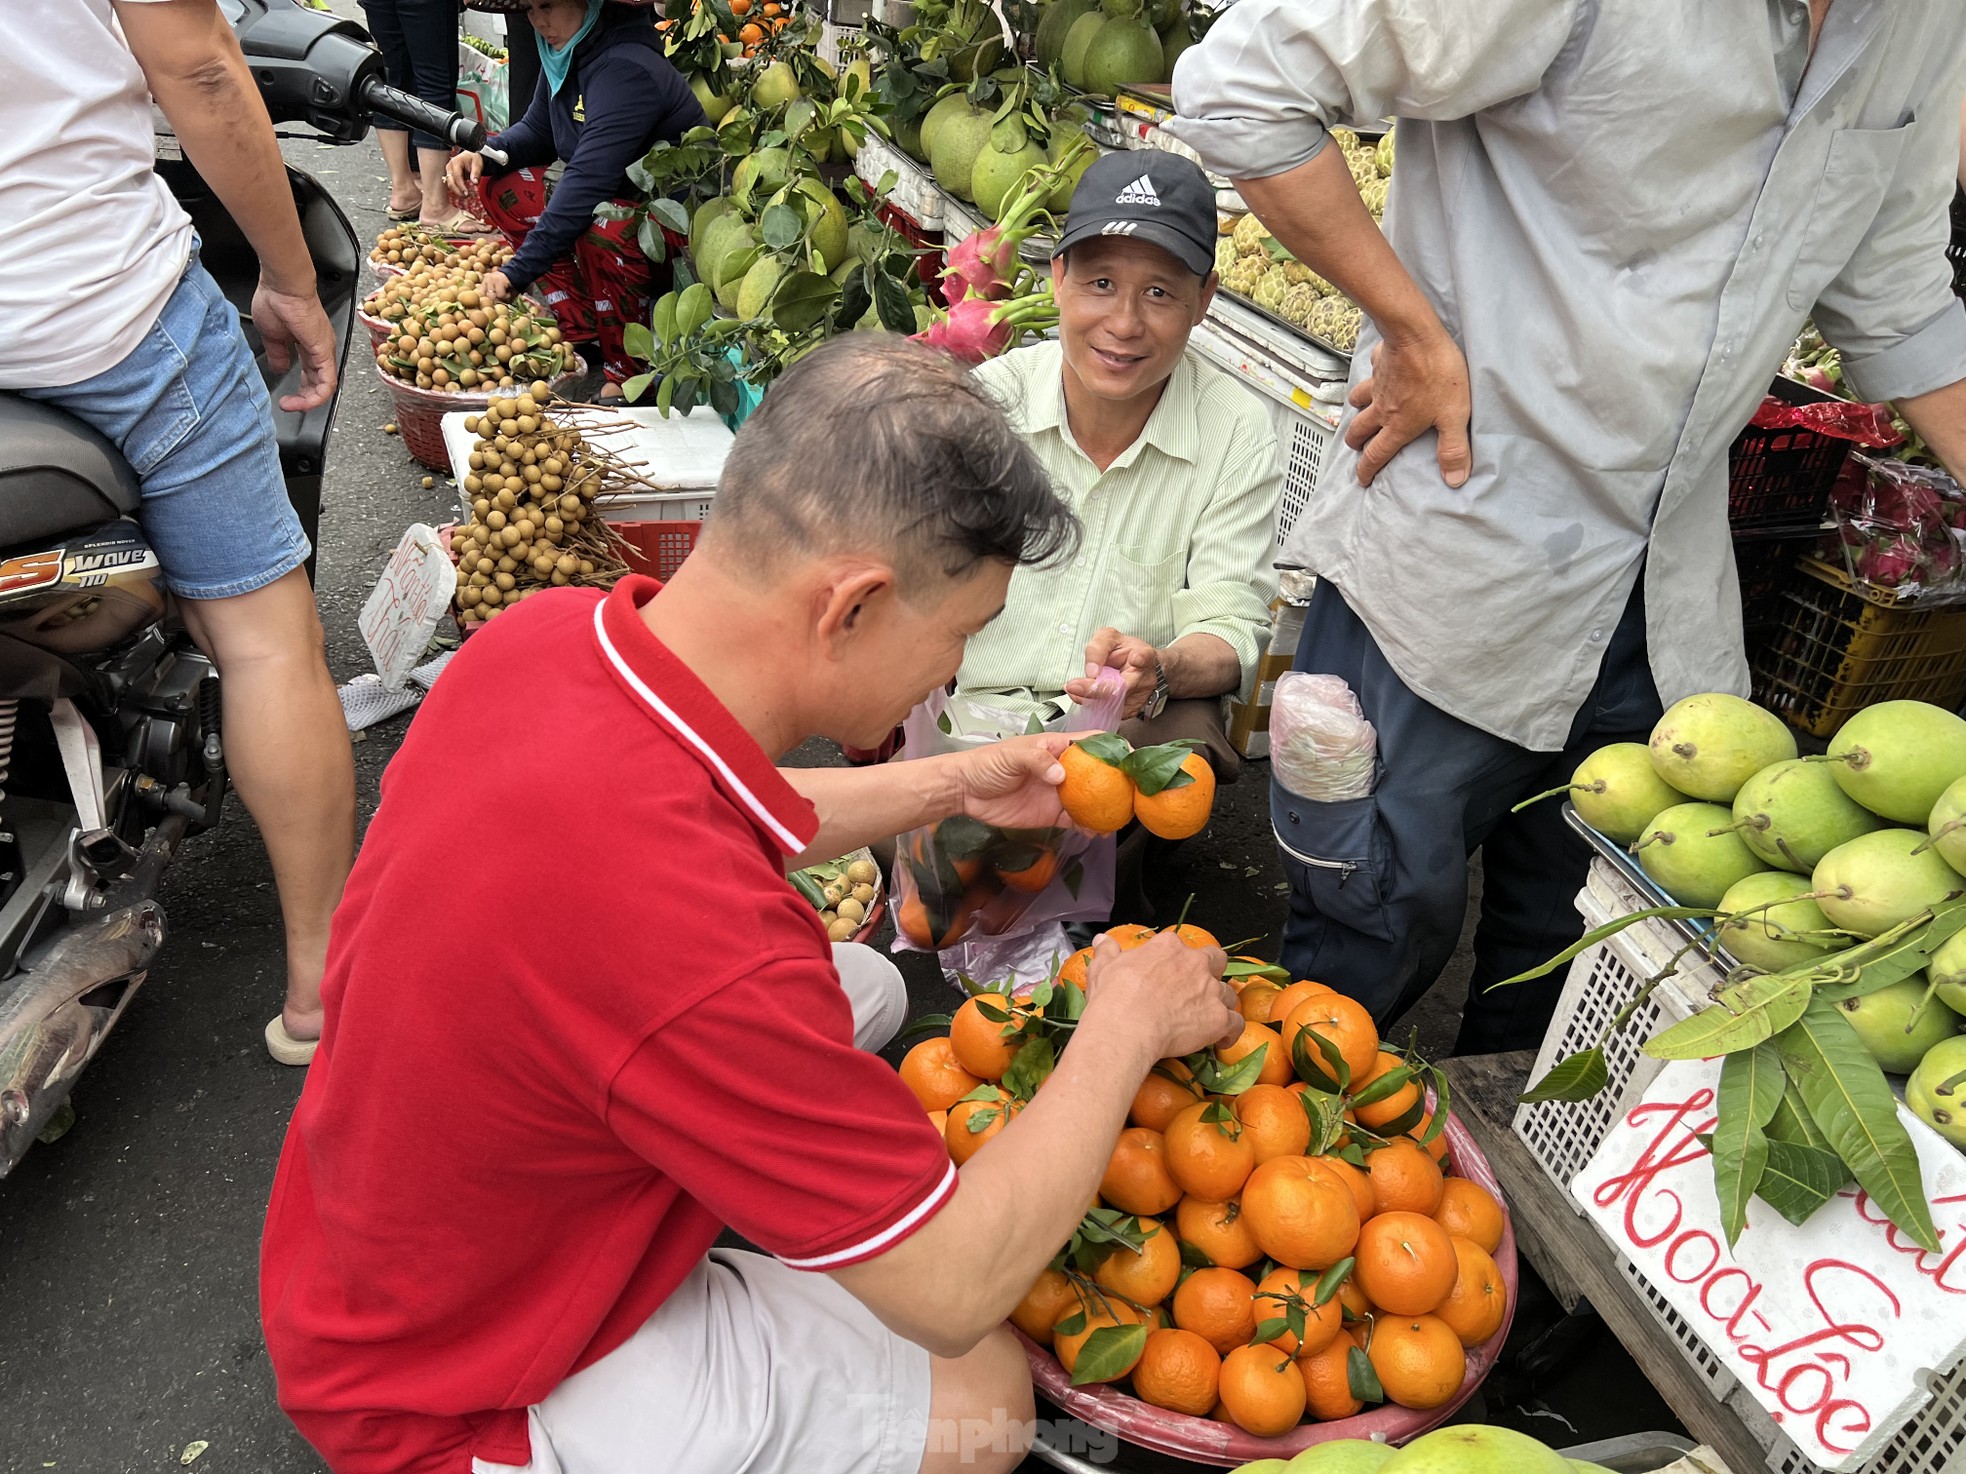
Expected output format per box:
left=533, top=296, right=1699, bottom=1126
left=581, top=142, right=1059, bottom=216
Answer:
left=260, top=577, right=956, bottom=1474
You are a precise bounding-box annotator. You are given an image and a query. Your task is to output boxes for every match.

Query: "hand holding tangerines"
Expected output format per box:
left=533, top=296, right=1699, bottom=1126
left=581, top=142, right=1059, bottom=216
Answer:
left=1082, top=931, right=1243, bottom=1060
left=951, top=733, right=1072, bottom=830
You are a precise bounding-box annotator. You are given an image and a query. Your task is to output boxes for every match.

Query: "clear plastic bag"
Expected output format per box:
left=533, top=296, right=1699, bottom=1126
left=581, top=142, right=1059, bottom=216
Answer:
left=889, top=674, right=1124, bottom=958
left=1822, top=454, right=1966, bottom=606
left=1270, top=673, right=1378, bottom=800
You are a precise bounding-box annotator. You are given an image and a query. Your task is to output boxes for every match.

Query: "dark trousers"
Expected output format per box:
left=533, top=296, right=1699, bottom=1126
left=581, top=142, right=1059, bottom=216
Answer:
left=360, top=0, right=462, bottom=152
left=505, top=15, right=543, bottom=115
left=1273, top=578, right=1662, bottom=1055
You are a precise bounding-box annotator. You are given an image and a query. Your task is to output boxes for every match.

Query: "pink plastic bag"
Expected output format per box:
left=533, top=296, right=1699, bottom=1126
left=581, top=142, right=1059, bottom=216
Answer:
left=1821, top=454, right=1966, bottom=606
left=889, top=672, right=1126, bottom=957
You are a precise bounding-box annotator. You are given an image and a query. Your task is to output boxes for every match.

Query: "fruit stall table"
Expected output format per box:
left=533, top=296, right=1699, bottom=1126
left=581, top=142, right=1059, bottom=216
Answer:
left=1437, top=1052, right=1769, bottom=1474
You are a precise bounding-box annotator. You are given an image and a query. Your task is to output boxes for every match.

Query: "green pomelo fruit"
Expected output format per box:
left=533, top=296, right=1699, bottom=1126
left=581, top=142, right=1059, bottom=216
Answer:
left=1835, top=974, right=1962, bottom=1074
left=842, top=58, right=873, bottom=98
left=1824, top=700, right=1966, bottom=825
left=689, top=73, right=734, bottom=124
left=1036, top=0, right=1101, bottom=67
left=1061, top=10, right=1110, bottom=88
left=732, top=147, right=792, bottom=208
left=1083, top=16, right=1164, bottom=95
left=734, top=254, right=787, bottom=320
left=1813, top=827, right=1966, bottom=939
left=1159, top=18, right=1195, bottom=73
left=893, top=114, right=926, bottom=160
left=1907, top=1034, right=1966, bottom=1148
left=917, top=92, right=973, bottom=159
left=1929, top=928, right=1966, bottom=1008
left=1380, top=1426, right=1570, bottom=1474
left=830, top=259, right=859, bottom=287
left=971, top=139, right=1049, bottom=219
left=1280, top=1441, right=1397, bottom=1473
left=929, top=106, right=995, bottom=202
left=1927, top=773, right=1966, bottom=875
left=1648, top=693, right=1798, bottom=804
left=845, top=224, right=879, bottom=264
left=688, top=196, right=735, bottom=259
left=1046, top=133, right=1096, bottom=210
left=750, top=61, right=801, bottom=109
left=1716, top=870, right=1851, bottom=973
left=1569, top=741, right=1687, bottom=846
left=1635, top=802, right=1766, bottom=908
left=710, top=231, right=760, bottom=309
left=1150, top=0, right=1182, bottom=29
left=794, top=179, right=850, bottom=271
left=695, top=214, right=753, bottom=290
left=1728, top=757, right=1887, bottom=874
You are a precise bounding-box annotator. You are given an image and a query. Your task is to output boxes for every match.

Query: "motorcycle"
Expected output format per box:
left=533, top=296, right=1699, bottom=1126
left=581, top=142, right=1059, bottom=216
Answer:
left=0, top=0, right=495, bottom=1177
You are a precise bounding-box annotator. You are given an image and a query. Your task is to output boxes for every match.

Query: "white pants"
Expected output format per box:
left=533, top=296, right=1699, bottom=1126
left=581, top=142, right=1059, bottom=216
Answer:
left=473, top=944, right=929, bottom=1474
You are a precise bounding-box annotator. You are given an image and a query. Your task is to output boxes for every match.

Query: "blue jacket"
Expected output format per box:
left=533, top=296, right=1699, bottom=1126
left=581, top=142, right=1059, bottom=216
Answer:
left=488, top=9, right=706, bottom=292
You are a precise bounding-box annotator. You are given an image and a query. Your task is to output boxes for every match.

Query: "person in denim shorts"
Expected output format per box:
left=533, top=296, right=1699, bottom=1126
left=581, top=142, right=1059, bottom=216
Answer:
left=0, top=0, right=356, bottom=1065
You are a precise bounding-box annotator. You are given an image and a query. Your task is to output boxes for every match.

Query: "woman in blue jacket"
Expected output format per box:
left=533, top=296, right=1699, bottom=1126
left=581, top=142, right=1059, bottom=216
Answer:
left=447, top=0, right=706, bottom=396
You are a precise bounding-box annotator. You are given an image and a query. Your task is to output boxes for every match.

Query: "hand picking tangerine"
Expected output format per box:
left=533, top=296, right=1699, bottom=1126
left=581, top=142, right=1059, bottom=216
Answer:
left=1164, top=1101, right=1257, bottom=1200
left=1351, top=1048, right=1422, bottom=1130
left=1241, top=1156, right=1360, bottom=1270
left=1297, top=1333, right=1364, bottom=1420
left=1217, top=1019, right=1293, bottom=1087
left=898, top=1036, right=983, bottom=1111
left=1058, top=947, right=1094, bottom=987
left=1102, top=922, right=1157, bottom=950
left=1352, top=1210, right=1458, bottom=1316
left=1010, top=1268, right=1078, bottom=1345
left=1434, top=1235, right=1508, bottom=1347
left=1175, top=1194, right=1262, bottom=1269
left=1234, top=1083, right=1312, bottom=1163
left=1251, top=1266, right=1342, bottom=1356
left=944, top=1088, right=1018, bottom=1165
left=1164, top=922, right=1219, bottom=949
left=1093, top=1216, right=1182, bottom=1307
left=949, top=994, right=1030, bottom=1080
left=1366, top=1136, right=1446, bottom=1216
left=1280, top=992, right=1379, bottom=1088
left=1217, top=1342, right=1308, bottom=1435
left=1101, top=1126, right=1184, bottom=1215
left=1059, top=740, right=1135, bottom=833
left=1238, top=981, right=1285, bottom=1024
left=1131, top=1328, right=1222, bottom=1417
left=1170, top=1266, right=1258, bottom=1355
left=1366, top=1313, right=1466, bottom=1409
left=1134, top=752, right=1217, bottom=840
left=1130, top=1059, right=1204, bottom=1131
left=1053, top=1298, right=1145, bottom=1381
left=1434, top=1177, right=1506, bottom=1254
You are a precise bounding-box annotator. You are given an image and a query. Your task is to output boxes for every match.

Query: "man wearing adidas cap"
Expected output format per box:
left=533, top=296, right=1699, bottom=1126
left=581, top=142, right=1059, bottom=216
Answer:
left=954, top=151, right=1279, bottom=828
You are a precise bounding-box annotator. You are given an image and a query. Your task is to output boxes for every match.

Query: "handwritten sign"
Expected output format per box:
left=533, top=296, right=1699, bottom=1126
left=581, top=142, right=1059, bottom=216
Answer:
left=1573, top=1058, right=1966, bottom=1471
left=358, top=524, right=454, bottom=692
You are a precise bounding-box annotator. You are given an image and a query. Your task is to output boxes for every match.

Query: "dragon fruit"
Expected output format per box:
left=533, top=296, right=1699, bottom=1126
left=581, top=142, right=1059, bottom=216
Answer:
left=940, top=136, right=1095, bottom=304
left=1855, top=536, right=1926, bottom=590
left=912, top=282, right=1060, bottom=366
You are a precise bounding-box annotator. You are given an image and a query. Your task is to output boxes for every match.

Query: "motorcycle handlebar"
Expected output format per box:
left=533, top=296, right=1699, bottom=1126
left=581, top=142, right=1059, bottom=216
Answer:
left=358, top=77, right=487, bottom=152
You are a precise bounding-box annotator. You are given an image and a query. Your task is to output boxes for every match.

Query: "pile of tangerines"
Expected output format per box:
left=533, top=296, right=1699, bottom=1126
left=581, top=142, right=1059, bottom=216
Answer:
left=898, top=922, right=1511, bottom=1439
left=655, top=0, right=794, bottom=57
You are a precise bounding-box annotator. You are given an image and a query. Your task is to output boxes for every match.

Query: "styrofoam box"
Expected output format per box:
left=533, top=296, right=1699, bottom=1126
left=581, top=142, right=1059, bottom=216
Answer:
left=1514, top=855, right=1966, bottom=1474
left=441, top=406, right=732, bottom=525
left=855, top=133, right=945, bottom=232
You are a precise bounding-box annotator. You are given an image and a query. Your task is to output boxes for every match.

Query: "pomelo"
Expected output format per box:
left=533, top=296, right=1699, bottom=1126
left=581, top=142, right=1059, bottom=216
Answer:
left=734, top=254, right=787, bottom=321
left=794, top=178, right=850, bottom=271
left=1160, top=17, right=1196, bottom=73
left=1727, top=757, right=1886, bottom=873
left=1061, top=10, right=1110, bottom=88
left=1083, top=16, right=1164, bottom=95
left=695, top=215, right=754, bottom=294
left=1634, top=802, right=1766, bottom=908
left=1567, top=741, right=1686, bottom=845
left=1927, top=773, right=1966, bottom=876
left=732, top=146, right=792, bottom=209
left=928, top=104, right=996, bottom=202
left=1036, top=0, right=1100, bottom=70
left=1813, top=828, right=1966, bottom=939
left=688, top=196, right=734, bottom=260
left=893, top=114, right=926, bottom=161
left=1280, top=1441, right=1397, bottom=1473
left=1379, top=1425, right=1571, bottom=1474
left=1907, top=1034, right=1966, bottom=1148
left=1046, top=127, right=1096, bottom=210
left=689, top=73, right=734, bottom=124
left=1647, top=693, right=1797, bottom=804
left=750, top=60, right=801, bottom=109
left=918, top=91, right=974, bottom=160
left=970, top=128, right=1049, bottom=220
left=1715, top=870, right=1851, bottom=973
left=1822, top=700, right=1966, bottom=825
left=1835, top=974, right=1962, bottom=1074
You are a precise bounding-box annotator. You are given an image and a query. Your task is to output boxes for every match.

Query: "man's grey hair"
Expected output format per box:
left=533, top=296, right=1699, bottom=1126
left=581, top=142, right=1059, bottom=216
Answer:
left=706, top=336, right=1079, bottom=589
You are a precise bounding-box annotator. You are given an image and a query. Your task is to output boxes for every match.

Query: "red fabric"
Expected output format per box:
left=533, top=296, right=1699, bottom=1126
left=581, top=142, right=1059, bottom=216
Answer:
left=477, top=167, right=672, bottom=384
left=260, top=578, right=957, bottom=1474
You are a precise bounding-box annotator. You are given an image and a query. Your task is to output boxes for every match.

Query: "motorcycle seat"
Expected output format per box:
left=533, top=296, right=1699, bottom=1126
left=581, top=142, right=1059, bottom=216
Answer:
left=0, top=397, right=142, bottom=549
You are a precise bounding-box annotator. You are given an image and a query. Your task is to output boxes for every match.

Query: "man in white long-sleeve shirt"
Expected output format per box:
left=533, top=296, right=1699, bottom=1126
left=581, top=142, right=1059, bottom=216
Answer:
left=1169, top=0, right=1966, bottom=1051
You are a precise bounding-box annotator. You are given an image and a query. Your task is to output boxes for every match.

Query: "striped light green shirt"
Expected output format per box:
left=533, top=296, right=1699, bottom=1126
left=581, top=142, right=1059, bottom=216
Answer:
left=951, top=340, right=1281, bottom=735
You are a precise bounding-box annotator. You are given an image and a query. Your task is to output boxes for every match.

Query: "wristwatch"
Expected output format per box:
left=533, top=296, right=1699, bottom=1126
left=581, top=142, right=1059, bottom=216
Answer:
left=1144, top=655, right=1170, bottom=720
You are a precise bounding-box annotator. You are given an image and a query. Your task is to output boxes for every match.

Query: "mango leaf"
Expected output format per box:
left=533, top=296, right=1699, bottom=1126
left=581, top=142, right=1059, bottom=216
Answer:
left=1313, top=1257, right=1354, bottom=1307
left=1124, top=740, right=1202, bottom=797
left=1775, top=999, right=1939, bottom=1251
left=1709, top=1042, right=1785, bottom=1248
left=1518, top=1048, right=1608, bottom=1104
left=1346, top=1345, right=1385, bottom=1404
left=1755, top=1136, right=1846, bottom=1228
left=1073, top=733, right=1133, bottom=768
left=1497, top=905, right=1721, bottom=987
left=873, top=272, right=918, bottom=334
left=1766, top=1080, right=1840, bottom=1159
left=1812, top=902, right=1966, bottom=1002
left=1644, top=973, right=1812, bottom=1060
left=1070, top=1322, right=1150, bottom=1385
left=676, top=282, right=715, bottom=338
left=1001, top=1033, right=1056, bottom=1100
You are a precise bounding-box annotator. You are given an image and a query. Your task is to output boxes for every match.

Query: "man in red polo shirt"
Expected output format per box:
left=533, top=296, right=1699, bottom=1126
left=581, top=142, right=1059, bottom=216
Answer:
left=261, top=335, right=1244, bottom=1474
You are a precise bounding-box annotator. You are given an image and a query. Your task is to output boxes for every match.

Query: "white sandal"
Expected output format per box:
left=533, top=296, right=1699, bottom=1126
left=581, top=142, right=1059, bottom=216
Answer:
left=265, top=1016, right=318, bottom=1067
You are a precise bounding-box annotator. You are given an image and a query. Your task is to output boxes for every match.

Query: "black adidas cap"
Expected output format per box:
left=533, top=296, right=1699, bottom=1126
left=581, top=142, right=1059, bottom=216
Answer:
left=1053, top=151, right=1218, bottom=278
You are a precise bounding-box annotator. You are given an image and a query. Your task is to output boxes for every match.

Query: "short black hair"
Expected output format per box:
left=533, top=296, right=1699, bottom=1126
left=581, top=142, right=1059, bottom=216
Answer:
left=708, top=336, right=1079, bottom=588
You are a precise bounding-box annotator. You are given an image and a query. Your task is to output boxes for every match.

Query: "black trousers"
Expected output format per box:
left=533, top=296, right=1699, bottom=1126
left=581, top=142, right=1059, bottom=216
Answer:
left=360, top=0, right=462, bottom=151
left=1273, top=577, right=1663, bottom=1055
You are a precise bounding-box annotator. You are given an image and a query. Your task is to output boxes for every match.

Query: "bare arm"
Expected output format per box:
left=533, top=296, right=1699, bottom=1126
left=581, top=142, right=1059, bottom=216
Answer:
left=1895, top=378, right=1966, bottom=486
left=1236, top=150, right=1471, bottom=488
left=829, top=933, right=1242, bottom=1355
left=115, top=0, right=336, bottom=411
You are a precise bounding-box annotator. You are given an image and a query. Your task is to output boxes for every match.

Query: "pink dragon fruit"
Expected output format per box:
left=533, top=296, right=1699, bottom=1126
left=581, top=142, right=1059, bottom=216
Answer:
left=938, top=137, right=1096, bottom=304
left=912, top=282, right=1061, bottom=366
left=1856, top=536, right=1925, bottom=590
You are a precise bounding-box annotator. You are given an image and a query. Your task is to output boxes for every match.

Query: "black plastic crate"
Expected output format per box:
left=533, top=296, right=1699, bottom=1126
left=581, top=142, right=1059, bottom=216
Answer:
left=1726, top=375, right=1851, bottom=535
left=1734, top=531, right=1816, bottom=628
left=1951, top=186, right=1966, bottom=300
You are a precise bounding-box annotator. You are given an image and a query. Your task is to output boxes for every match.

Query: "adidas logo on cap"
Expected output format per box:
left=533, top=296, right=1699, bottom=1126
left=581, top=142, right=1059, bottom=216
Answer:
left=1113, top=174, right=1161, bottom=207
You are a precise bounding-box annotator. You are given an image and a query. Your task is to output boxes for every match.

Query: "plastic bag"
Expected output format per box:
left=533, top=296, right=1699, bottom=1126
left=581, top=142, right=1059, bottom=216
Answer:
left=1270, top=673, right=1377, bottom=800
left=1821, top=454, right=1966, bottom=606
left=889, top=673, right=1125, bottom=960
left=1748, top=392, right=1903, bottom=449
left=457, top=41, right=509, bottom=134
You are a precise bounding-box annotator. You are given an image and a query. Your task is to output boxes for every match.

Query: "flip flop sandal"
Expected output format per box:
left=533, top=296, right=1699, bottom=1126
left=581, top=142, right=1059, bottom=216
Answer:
left=265, top=1015, right=319, bottom=1067
left=424, top=211, right=499, bottom=237
left=386, top=203, right=422, bottom=222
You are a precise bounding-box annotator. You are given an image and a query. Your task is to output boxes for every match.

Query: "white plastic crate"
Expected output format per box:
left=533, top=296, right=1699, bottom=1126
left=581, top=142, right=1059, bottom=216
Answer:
left=855, top=133, right=945, bottom=231
left=1515, top=855, right=1966, bottom=1474
left=441, top=407, right=729, bottom=526
left=1187, top=318, right=1340, bottom=549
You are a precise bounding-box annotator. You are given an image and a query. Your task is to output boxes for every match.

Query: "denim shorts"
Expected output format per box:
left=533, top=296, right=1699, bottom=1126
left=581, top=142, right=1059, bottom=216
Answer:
left=21, top=247, right=312, bottom=600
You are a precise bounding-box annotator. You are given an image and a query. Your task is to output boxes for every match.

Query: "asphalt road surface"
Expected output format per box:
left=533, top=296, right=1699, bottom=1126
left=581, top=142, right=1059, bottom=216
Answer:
left=0, top=85, right=1661, bottom=1474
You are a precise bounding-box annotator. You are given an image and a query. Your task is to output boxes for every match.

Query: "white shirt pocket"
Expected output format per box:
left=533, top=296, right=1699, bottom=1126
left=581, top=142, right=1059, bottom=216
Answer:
left=1785, top=119, right=1916, bottom=313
